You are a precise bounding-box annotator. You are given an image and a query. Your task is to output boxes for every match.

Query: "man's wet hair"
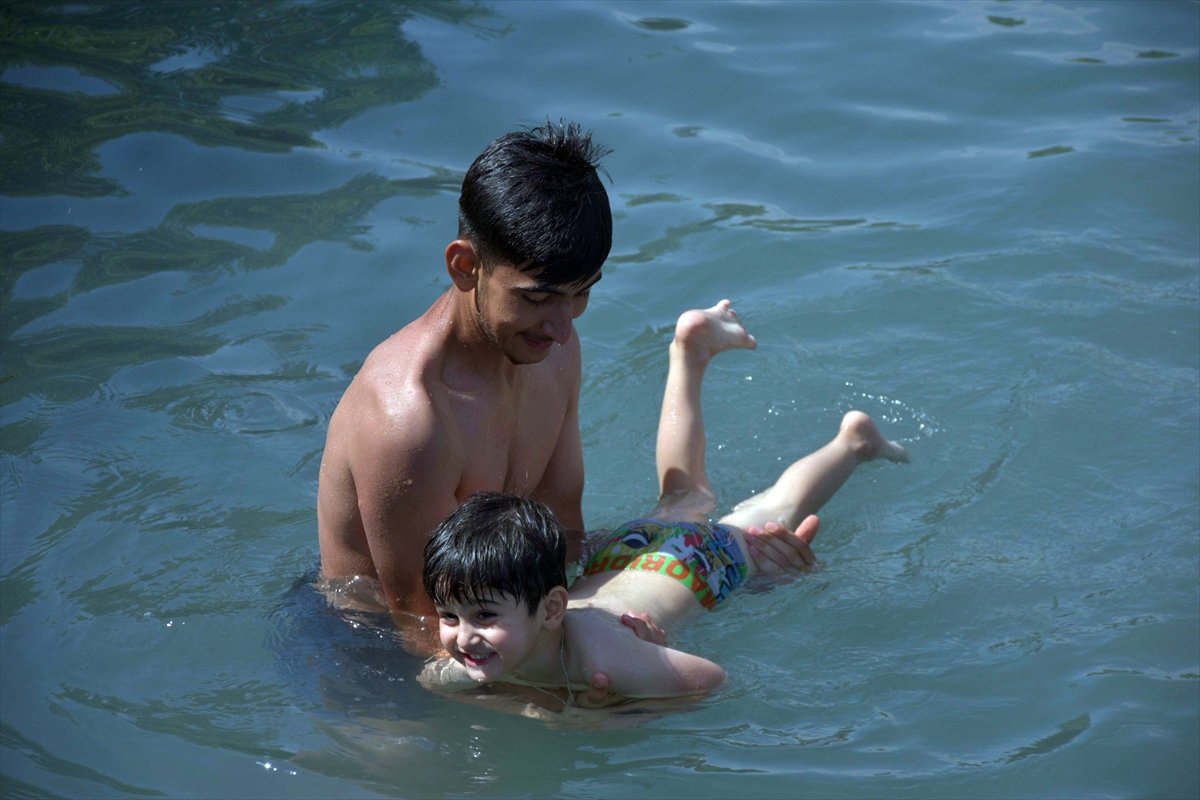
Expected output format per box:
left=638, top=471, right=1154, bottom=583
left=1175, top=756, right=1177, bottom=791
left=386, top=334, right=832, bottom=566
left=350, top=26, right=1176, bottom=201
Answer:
left=422, top=492, right=567, bottom=615
left=458, top=120, right=612, bottom=287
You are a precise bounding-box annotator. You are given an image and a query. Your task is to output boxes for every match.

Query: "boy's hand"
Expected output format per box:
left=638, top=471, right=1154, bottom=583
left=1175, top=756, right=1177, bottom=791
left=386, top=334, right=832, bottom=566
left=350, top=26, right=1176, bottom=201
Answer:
left=743, top=515, right=820, bottom=576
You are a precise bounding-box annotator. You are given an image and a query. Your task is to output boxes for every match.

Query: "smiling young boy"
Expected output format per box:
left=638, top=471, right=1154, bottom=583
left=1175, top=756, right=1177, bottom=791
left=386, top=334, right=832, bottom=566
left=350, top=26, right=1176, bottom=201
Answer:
left=420, top=301, right=909, bottom=703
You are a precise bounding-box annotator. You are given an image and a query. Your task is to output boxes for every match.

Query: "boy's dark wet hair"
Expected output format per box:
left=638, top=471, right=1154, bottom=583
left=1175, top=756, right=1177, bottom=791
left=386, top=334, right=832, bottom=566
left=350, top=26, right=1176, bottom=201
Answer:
left=422, top=492, right=567, bottom=616
left=458, top=120, right=612, bottom=287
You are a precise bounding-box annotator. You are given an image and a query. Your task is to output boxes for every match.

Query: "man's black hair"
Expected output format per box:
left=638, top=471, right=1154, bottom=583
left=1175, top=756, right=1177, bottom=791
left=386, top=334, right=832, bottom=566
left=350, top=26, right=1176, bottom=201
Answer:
left=422, top=492, right=568, bottom=615
left=458, top=120, right=612, bottom=286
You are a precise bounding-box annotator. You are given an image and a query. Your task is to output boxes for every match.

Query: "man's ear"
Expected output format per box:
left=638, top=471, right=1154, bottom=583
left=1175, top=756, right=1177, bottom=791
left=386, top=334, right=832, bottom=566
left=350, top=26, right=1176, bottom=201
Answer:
left=541, top=586, right=569, bottom=629
left=445, top=239, right=479, bottom=292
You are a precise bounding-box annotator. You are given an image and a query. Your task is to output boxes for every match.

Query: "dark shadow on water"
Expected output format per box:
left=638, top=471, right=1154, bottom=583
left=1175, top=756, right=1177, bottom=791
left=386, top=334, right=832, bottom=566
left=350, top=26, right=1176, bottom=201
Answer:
left=0, top=170, right=459, bottom=405
left=0, top=721, right=166, bottom=797
left=267, top=569, right=438, bottom=722
left=0, top=0, right=496, bottom=197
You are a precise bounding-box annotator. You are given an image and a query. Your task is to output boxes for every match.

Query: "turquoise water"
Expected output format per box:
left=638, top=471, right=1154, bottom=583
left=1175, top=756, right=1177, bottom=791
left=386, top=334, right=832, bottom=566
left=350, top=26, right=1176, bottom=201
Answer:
left=2, top=1, right=1197, bottom=797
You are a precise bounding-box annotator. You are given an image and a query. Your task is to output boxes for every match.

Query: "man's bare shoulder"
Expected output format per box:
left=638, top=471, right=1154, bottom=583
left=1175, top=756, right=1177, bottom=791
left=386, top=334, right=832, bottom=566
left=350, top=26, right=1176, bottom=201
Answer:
left=348, top=313, right=451, bottom=419
left=328, top=306, right=460, bottom=469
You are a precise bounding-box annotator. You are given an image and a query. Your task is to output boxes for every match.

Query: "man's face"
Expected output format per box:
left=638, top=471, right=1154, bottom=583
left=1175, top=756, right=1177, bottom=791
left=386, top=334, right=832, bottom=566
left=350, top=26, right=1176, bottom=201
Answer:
left=473, top=262, right=601, bottom=364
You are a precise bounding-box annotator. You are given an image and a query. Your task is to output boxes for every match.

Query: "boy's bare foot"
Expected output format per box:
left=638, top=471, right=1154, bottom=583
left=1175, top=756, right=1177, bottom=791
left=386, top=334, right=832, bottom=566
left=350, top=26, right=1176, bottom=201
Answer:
left=839, top=410, right=910, bottom=463
left=673, top=299, right=756, bottom=366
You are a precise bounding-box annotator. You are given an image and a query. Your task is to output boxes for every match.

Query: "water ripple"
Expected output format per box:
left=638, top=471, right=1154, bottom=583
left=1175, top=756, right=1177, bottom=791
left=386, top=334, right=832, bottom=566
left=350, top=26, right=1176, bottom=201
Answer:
left=152, top=380, right=321, bottom=435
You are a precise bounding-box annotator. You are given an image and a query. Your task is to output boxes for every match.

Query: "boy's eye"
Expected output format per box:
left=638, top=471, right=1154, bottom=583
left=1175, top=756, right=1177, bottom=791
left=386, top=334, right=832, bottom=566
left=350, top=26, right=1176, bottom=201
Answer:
left=524, top=292, right=551, bottom=306
left=438, top=611, right=458, bottom=624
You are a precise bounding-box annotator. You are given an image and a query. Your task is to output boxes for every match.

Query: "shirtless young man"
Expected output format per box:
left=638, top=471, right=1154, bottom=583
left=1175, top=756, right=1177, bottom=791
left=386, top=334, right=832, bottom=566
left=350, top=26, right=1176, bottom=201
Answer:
left=419, top=301, right=909, bottom=703
left=317, top=122, right=610, bottom=619
left=317, top=123, right=816, bottom=656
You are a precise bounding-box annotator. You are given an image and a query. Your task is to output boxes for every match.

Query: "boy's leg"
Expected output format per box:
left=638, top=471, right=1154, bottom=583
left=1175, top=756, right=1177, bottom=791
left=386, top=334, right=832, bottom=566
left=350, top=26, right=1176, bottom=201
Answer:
left=720, top=410, right=908, bottom=575
left=648, top=300, right=756, bottom=522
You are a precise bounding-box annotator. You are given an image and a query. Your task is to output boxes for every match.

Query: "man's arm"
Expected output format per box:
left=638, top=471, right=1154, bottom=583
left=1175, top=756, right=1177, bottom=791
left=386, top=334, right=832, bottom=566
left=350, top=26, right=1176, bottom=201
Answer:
left=350, top=400, right=462, bottom=619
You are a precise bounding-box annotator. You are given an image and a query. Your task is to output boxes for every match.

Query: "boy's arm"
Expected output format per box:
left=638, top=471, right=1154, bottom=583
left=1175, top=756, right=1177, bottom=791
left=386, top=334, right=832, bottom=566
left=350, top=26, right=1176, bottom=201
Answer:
left=417, top=663, right=676, bottom=727
left=417, top=657, right=477, bottom=691
left=582, top=625, right=726, bottom=701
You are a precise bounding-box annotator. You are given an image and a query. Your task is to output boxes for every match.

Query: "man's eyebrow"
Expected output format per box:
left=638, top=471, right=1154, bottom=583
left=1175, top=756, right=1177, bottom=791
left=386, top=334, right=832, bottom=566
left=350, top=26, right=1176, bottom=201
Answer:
left=523, top=272, right=604, bottom=295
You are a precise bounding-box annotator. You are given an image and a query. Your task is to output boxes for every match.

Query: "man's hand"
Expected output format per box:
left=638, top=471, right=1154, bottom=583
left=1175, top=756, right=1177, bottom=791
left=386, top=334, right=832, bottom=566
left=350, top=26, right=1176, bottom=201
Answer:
left=580, top=610, right=670, bottom=706
left=619, top=611, right=667, bottom=646
left=583, top=671, right=615, bottom=708
left=742, top=514, right=820, bottom=577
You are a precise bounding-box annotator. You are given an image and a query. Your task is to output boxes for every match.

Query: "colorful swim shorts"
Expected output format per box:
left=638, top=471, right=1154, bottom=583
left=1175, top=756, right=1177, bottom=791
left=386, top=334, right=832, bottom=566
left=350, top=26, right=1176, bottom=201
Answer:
left=581, top=518, right=748, bottom=610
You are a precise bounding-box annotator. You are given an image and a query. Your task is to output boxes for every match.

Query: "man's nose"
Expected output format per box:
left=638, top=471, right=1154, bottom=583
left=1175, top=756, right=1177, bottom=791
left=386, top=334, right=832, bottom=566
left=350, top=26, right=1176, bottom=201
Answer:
left=541, top=301, right=574, bottom=344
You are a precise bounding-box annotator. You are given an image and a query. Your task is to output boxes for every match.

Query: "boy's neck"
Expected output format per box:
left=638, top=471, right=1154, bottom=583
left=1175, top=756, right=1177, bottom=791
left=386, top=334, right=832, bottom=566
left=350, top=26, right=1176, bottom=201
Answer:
left=509, top=625, right=569, bottom=688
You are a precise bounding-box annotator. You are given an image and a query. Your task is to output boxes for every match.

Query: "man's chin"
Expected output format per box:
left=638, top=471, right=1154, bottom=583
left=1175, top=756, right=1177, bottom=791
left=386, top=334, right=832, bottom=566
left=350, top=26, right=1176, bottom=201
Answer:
left=507, top=340, right=554, bottom=365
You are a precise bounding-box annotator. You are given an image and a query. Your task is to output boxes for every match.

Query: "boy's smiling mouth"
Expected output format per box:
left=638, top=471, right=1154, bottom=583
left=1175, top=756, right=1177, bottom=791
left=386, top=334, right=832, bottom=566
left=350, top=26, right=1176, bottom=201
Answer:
left=461, top=651, right=496, bottom=669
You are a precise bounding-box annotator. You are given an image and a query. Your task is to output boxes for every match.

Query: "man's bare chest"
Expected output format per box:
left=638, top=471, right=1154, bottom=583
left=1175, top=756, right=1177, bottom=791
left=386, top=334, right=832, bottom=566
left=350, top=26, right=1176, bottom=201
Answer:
left=453, top=384, right=569, bottom=496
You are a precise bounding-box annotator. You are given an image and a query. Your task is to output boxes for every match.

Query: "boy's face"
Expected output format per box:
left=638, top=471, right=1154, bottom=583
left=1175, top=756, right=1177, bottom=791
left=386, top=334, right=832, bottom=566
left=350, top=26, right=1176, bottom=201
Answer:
left=473, top=261, right=600, bottom=365
left=435, top=591, right=546, bottom=683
